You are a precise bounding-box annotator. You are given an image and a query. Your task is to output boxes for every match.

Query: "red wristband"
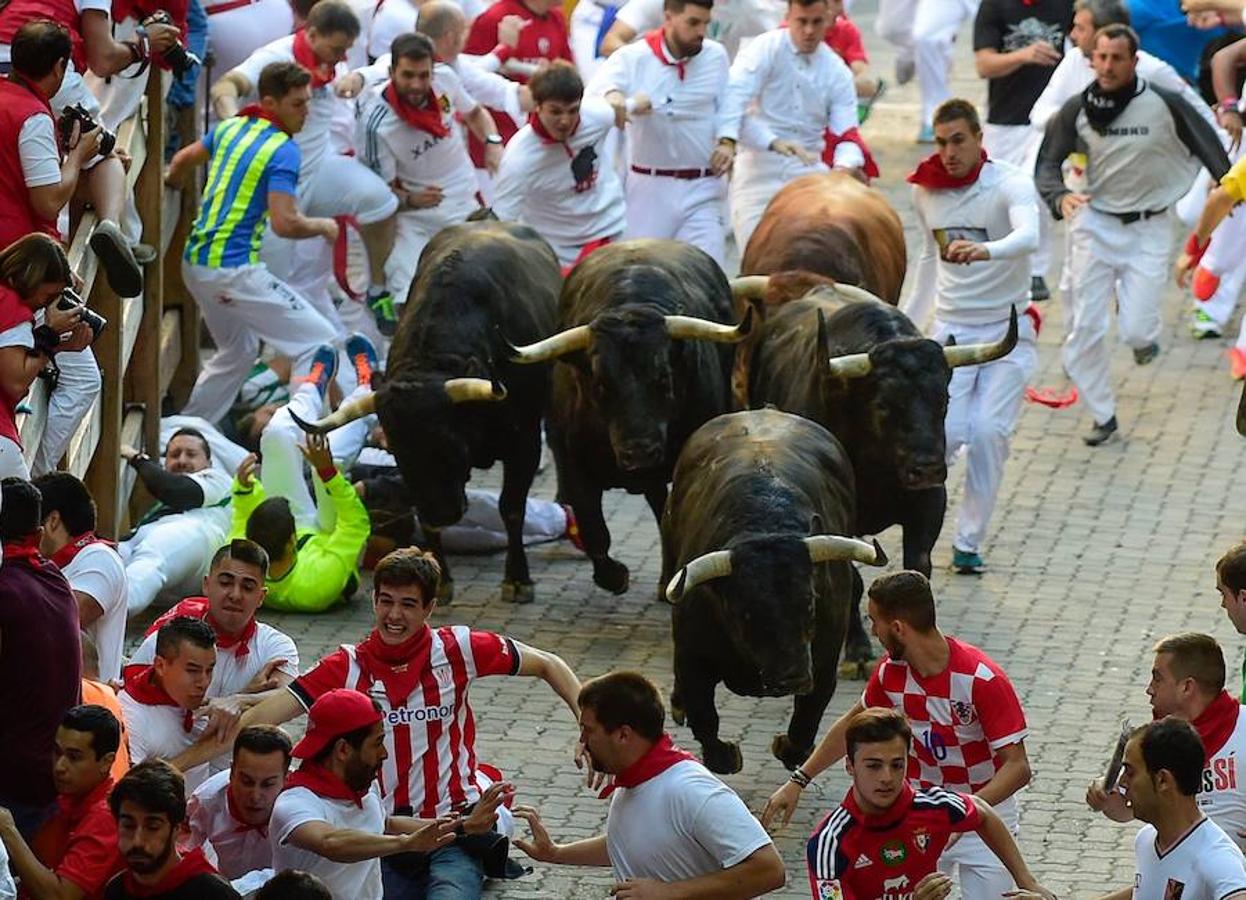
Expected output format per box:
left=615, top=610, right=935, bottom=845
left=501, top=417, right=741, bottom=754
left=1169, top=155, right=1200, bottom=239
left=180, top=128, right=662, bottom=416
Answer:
left=491, top=43, right=514, bottom=63
left=1185, top=232, right=1211, bottom=265
left=317, top=465, right=338, bottom=482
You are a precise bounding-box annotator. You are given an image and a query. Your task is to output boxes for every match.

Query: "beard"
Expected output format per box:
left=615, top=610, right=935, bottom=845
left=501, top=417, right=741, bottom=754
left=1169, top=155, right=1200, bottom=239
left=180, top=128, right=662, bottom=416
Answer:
left=667, top=33, right=702, bottom=58
left=343, top=754, right=380, bottom=793
left=126, top=835, right=175, bottom=875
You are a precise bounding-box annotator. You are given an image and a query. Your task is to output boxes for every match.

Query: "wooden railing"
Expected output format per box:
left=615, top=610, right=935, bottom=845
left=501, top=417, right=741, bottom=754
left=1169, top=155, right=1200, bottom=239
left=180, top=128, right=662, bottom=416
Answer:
left=17, top=74, right=200, bottom=538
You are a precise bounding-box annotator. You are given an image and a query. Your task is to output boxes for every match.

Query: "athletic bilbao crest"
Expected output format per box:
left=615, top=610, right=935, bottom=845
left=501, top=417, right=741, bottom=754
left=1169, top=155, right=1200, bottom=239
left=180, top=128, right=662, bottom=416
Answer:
left=571, top=145, right=598, bottom=193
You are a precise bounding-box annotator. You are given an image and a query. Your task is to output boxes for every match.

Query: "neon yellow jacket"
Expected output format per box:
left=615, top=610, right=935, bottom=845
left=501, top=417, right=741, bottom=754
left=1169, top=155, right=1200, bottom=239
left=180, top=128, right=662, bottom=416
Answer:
left=230, top=472, right=371, bottom=613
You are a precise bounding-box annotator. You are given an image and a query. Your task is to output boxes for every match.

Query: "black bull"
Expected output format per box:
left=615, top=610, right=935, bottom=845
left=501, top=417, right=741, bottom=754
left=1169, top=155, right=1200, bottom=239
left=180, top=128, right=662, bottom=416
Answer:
left=744, top=282, right=1017, bottom=664
left=661, top=409, right=886, bottom=775
left=292, top=220, right=560, bottom=604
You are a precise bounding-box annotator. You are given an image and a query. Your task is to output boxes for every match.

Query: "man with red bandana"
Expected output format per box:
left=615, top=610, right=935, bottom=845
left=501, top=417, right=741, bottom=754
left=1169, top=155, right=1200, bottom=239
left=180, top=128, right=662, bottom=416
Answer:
left=1087, top=633, right=1246, bottom=850
left=235, top=547, right=586, bottom=898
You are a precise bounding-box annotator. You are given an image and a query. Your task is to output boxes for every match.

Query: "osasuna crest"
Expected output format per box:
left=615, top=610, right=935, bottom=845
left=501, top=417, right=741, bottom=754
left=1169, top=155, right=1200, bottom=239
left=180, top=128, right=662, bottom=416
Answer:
left=538, top=36, right=551, bottom=55
left=951, top=700, right=976, bottom=725
left=913, top=829, right=930, bottom=853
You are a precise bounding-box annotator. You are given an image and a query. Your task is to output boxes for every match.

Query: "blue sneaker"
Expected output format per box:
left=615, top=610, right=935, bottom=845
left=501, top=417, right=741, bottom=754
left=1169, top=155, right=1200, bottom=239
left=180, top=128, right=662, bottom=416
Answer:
left=305, top=345, right=338, bottom=401
left=952, top=548, right=985, bottom=574
left=345, top=332, right=379, bottom=387
left=917, top=124, right=935, bottom=144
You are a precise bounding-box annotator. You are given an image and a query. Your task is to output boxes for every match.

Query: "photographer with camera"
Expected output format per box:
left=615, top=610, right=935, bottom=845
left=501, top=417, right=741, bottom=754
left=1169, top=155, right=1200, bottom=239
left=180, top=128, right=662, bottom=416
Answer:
left=0, top=234, right=93, bottom=479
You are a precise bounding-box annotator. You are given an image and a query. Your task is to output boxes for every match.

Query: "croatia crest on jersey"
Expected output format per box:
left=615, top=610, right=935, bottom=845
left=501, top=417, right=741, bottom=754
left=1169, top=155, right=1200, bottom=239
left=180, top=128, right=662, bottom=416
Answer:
left=814, top=879, right=843, bottom=900
left=951, top=699, right=977, bottom=725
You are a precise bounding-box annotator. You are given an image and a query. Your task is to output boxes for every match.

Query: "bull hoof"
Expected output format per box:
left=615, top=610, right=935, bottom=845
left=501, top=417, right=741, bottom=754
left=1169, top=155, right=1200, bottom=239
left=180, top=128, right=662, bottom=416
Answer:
left=436, top=577, right=455, bottom=605
left=670, top=691, right=686, bottom=726
left=771, top=733, right=812, bottom=770
left=838, top=657, right=871, bottom=681
left=702, top=740, right=744, bottom=775
left=592, top=557, right=630, bottom=595
left=501, top=580, right=535, bottom=605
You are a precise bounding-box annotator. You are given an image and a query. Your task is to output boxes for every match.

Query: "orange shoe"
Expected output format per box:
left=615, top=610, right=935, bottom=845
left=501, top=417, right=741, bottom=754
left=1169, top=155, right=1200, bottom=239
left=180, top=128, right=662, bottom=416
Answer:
left=1229, top=348, right=1246, bottom=381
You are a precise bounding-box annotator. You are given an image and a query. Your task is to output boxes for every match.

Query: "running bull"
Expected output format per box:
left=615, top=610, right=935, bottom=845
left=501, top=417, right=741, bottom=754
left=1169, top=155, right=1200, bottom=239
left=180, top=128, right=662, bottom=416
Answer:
left=507, top=239, right=752, bottom=596
left=291, top=220, right=560, bottom=604
left=662, top=409, right=886, bottom=774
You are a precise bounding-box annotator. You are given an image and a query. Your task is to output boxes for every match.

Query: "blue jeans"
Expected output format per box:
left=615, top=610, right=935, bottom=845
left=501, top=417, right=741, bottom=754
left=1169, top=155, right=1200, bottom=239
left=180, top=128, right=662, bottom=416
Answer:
left=381, top=843, right=484, bottom=900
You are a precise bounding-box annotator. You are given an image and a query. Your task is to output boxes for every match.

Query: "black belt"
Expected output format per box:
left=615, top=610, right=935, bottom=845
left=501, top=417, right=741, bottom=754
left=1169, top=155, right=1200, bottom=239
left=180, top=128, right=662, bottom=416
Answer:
left=1106, top=207, right=1166, bottom=225
left=630, top=165, right=715, bottom=179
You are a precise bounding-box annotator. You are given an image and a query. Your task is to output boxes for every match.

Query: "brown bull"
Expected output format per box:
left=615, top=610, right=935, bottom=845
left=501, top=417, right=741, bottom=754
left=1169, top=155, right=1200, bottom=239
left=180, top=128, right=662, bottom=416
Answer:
left=739, top=171, right=906, bottom=306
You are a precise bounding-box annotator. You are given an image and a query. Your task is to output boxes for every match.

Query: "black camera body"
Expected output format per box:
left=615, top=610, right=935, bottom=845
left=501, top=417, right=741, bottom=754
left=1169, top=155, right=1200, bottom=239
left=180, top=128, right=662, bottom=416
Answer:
left=58, top=105, right=116, bottom=157
left=58, top=288, right=107, bottom=340
left=140, top=11, right=200, bottom=78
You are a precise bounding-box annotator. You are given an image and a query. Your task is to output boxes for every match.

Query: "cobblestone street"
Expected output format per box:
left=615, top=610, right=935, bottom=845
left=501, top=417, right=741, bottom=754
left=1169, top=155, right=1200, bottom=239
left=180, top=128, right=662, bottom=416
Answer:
left=130, top=5, right=1246, bottom=895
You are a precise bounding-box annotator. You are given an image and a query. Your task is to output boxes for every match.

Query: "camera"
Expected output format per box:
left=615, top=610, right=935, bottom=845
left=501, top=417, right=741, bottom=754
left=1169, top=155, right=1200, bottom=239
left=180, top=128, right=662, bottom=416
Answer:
left=58, top=105, right=116, bottom=157
left=140, top=11, right=200, bottom=78
left=58, top=288, right=108, bottom=341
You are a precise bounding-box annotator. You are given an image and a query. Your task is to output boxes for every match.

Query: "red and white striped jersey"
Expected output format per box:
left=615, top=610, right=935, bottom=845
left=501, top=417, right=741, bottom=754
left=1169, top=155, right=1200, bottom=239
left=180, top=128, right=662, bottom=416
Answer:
left=289, top=625, right=521, bottom=817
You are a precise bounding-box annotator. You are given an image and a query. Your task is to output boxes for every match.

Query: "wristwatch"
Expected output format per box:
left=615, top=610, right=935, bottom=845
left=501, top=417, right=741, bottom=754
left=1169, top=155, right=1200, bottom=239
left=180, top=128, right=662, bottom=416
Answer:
left=485, top=133, right=503, bottom=146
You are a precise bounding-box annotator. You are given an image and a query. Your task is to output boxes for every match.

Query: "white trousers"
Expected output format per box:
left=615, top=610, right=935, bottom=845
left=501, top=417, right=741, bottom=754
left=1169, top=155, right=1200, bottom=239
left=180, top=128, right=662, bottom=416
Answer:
left=935, top=314, right=1037, bottom=555
left=875, top=0, right=916, bottom=63
left=982, top=123, right=1051, bottom=278
left=386, top=197, right=479, bottom=303
left=31, top=347, right=101, bottom=476
left=121, top=509, right=231, bottom=614
left=206, top=0, right=294, bottom=88
left=182, top=262, right=340, bottom=423
left=914, top=0, right=979, bottom=125
left=937, top=825, right=1018, bottom=900
left=625, top=172, right=727, bottom=268
left=1063, top=207, right=1171, bottom=424
left=426, top=487, right=568, bottom=552
left=0, top=436, right=30, bottom=480
left=260, top=382, right=374, bottom=532
left=730, top=150, right=826, bottom=256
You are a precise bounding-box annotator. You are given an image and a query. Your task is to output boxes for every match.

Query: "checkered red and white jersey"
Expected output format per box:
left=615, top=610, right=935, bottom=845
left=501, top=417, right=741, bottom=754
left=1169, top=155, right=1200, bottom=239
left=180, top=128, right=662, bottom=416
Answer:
left=289, top=626, right=520, bottom=818
left=862, top=637, right=1027, bottom=794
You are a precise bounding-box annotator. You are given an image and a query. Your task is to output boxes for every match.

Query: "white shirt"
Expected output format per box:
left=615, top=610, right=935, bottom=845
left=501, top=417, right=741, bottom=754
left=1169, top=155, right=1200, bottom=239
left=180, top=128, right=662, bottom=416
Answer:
left=270, top=783, right=386, bottom=899
left=129, top=619, right=299, bottom=701
left=188, top=769, right=273, bottom=880
left=905, top=159, right=1040, bottom=329
left=456, top=56, right=523, bottom=121
left=62, top=542, right=128, bottom=683
left=606, top=760, right=773, bottom=883
left=615, top=0, right=783, bottom=59
left=492, top=97, right=626, bottom=261
left=18, top=116, right=60, bottom=188
left=588, top=35, right=729, bottom=170
left=234, top=35, right=348, bottom=178
left=358, top=65, right=480, bottom=206
left=1200, top=705, right=1246, bottom=851
left=1133, top=818, right=1246, bottom=900
left=367, top=0, right=418, bottom=61
left=720, top=28, right=861, bottom=167
left=118, top=688, right=210, bottom=791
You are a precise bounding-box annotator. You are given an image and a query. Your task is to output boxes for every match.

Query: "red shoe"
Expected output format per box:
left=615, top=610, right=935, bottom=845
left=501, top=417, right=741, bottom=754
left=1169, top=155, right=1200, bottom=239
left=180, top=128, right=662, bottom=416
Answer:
left=562, top=504, right=584, bottom=551
left=1229, top=348, right=1246, bottom=381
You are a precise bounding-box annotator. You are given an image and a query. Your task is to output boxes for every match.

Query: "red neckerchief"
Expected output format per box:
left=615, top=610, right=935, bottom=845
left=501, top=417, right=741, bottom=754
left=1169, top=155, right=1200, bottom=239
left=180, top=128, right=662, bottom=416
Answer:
left=142, top=597, right=257, bottom=661
left=226, top=784, right=268, bottom=836
left=284, top=762, right=368, bottom=808
left=598, top=734, right=698, bottom=799
left=644, top=30, right=685, bottom=80
left=50, top=531, right=117, bottom=569
left=291, top=28, right=336, bottom=89
left=1191, top=690, right=1241, bottom=759
left=2, top=534, right=44, bottom=566
left=382, top=83, right=450, bottom=138
left=907, top=149, right=988, bottom=190
left=843, top=780, right=915, bottom=827
left=528, top=111, right=577, bottom=158
left=58, top=776, right=114, bottom=825
left=236, top=103, right=292, bottom=135
left=121, top=847, right=219, bottom=898
left=32, top=775, right=116, bottom=865
left=123, top=667, right=195, bottom=732
left=353, top=627, right=432, bottom=708
left=822, top=126, right=880, bottom=179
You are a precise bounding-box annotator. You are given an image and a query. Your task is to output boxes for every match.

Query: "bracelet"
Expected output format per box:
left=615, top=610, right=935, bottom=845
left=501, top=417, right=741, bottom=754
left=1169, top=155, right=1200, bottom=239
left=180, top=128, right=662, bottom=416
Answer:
left=1218, top=97, right=1240, bottom=114
left=790, top=767, right=811, bottom=788
left=1185, top=231, right=1211, bottom=265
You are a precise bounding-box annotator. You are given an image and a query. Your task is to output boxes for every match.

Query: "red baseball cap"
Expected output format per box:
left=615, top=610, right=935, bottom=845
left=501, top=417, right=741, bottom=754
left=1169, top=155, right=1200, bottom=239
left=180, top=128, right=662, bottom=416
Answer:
left=291, top=689, right=383, bottom=760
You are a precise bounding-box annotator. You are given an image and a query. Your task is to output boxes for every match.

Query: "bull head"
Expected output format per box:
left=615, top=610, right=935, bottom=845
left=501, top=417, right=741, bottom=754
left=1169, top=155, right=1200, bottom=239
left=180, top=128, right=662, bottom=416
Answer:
left=825, top=306, right=1019, bottom=379
left=505, top=307, right=755, bottom=364
left=288, top=377, right=507, bottom=435
left=665, top=536, right=887, bottom=602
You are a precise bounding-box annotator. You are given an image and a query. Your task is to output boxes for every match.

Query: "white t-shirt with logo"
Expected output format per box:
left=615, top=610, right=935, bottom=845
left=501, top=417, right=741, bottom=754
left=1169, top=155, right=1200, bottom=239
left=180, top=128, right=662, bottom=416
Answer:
left=606, top=759, right=773, bottom=883
left=270, top=782, right=386, bottom=898
left=188, top=769, right=273, bottom=880
left=1133, top=818, right=1246, bottom=900
left=63, top=543, right=128, bottom=683
left=1200, top=705, right=1246, bottom=851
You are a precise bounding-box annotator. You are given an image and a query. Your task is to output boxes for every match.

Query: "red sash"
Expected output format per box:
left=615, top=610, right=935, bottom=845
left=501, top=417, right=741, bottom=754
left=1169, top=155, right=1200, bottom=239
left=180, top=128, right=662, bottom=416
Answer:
left=382, top=83, right=450, bottom=138
left=123, top=667, right=195, bottom=732
left=50, top=532, right=117, bottom=569
left=1, top=535, right=43, bottom=566
left=353, top=627, right=432, bottom=708
left=822, top=126, right=880, bottom=179
left=142, top=597, right=257, bottom=661
left=907, top=149, right=988, bottom=190
left=292, top=28, right=336, bottom=88
left=284, top=761, right=368, bottom=808
left=1193, top=690, right=1241, bottom=760
left=528, top=111, right=577, bottom=158
left=598, top=734, right=698, bottom=799
left=644, top=30, right=685, bottom=80
left=237, top=103, right=291, bottom=134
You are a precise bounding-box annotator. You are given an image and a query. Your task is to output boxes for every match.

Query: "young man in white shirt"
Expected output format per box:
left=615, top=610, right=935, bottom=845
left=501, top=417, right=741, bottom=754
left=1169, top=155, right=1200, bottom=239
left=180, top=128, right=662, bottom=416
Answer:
left=903, top=98, right=1037, bottom=576
left=1106, top=717, right=1246, bottom=900
left=188, top=726, right=292, bottom=880
left=514, top=671, right=786, bottom=896
left=588, top=0, right=732, bottom=266
left=34, top=473, right=128, bottom=683
left=359, top=33, right=498, bottom=313
left=492, top=61, right=627, bottom=270
left=716, top=0, right=865, bottom=254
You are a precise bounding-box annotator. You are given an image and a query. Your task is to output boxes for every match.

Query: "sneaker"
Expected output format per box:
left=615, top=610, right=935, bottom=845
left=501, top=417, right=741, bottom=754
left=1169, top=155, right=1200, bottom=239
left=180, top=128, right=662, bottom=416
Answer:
left=916, top=124, right=935, bottom=144
left=1083, top=416, right=1118, bottom=447
left=89, top=219, right=143, bottom=297
left=952, top=548, right=985, bottom=574
left=1030, top=275, right=1050, bottom=302
left=1132, top=342, right=1160, bottom=365
left=561, top=504, right=584, bottom=551
left=1190, top=308, right=1223, bottom=340
left=895, top=57, right=915, bottom=86
left=1230, top=348, right=1246, bottom=381
left=366, top=288, right=399, bottom=337
left=345, top=332, right=379, bottom=388
left=132, top=242, right=158, bottom=265
left=305, top=345, right=338, bottom=401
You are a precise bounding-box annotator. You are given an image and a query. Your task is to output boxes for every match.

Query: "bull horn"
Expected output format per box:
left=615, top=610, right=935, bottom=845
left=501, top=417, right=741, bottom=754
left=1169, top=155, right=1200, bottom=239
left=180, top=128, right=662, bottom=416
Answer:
left=507, top=325, right=593, bottom=364
left=826, top=350, right=873, bottom=379
left=1237, top=380, right=1246, bottom=436
left=443, top=378, right=507, bottom=403
left=804, top=536, right=888, bottom=567
left=832, top=282, right=885, bottom=305
left=665, top=306, right=754, bottom=343
left=944, top=306, right=1019, bottom=368
left=664, top=549, right=733, bottom=602
left=288, top=392, right=378, bottom=435
left=728, top=275, right=769, bottom=302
